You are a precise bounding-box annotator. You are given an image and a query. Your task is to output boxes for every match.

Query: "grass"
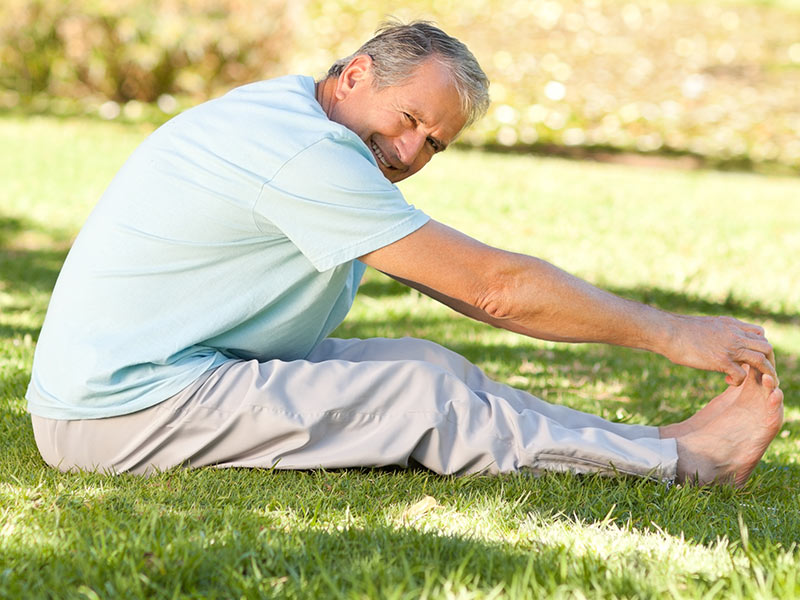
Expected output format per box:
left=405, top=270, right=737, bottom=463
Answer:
left=1, top=114, right=799, bottom=598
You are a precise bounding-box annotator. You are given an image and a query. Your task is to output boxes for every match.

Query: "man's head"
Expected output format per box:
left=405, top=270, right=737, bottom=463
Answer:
left=319, top=21, right=490, bottom=182
left=326, top=21, right=490, bottom=133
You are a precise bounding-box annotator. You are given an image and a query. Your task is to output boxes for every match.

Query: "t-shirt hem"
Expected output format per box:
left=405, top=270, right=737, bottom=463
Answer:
left=26, top=354, right=230, bottom=421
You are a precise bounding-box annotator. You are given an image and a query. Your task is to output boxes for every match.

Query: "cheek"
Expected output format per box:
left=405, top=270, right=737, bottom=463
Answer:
left=416, top=150, right=434, bottom=169
left=382, top=112, right=408, bottom=134
left=404, top=155, right=432, bottom=179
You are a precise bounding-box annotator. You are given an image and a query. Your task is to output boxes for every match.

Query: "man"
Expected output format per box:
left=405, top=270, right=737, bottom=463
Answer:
left=27, top=22, right=783, bottom=487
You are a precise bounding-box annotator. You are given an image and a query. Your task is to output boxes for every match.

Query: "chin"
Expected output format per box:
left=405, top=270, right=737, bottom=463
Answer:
left=386, top=168, right=415, bottom=183
left=377, top=166, right=399, bottom=183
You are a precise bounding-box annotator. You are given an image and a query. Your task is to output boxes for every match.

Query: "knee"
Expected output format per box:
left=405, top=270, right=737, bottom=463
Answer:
left=400, top=338, right=476, bottom=380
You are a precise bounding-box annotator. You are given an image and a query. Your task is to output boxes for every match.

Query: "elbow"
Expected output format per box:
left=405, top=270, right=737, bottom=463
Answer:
left=474, top=274, right=522, bottom=321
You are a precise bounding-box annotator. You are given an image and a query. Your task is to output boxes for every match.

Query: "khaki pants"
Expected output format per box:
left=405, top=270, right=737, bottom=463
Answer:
left=31, top=337, right=677, bottom=480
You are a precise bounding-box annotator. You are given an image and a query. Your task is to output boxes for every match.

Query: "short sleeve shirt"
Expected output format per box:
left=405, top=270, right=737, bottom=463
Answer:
left=26, top=75, right=430, bottom=420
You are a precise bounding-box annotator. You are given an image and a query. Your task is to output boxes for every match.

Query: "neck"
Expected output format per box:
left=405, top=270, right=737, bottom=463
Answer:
left=315, top=78, right=336, bottom=119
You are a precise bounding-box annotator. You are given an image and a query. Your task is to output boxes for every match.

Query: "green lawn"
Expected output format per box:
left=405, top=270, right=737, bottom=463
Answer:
left=1, top=114, right=798, bottom=598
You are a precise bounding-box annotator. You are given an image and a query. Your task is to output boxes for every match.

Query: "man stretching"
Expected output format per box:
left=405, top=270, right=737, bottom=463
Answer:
left=27, top=21, right=783, bottom=486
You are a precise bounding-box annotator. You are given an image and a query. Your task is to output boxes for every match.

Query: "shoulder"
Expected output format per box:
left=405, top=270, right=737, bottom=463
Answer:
left=169, top=76, right=351, bottom=144
left=142, top=75, right=374, bottom=183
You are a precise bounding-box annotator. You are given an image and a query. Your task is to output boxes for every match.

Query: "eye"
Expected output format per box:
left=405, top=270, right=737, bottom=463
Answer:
left=403, top=112, right=417, bottom=125
left=427, top=137, right=441, bottom=152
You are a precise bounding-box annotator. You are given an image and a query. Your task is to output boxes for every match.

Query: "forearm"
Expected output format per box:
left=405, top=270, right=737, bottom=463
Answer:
left=477, top=254, right=776, bottom=383
left=475, top=253, right=674, bottom=352
left=389, top=258, right=674, bottom=354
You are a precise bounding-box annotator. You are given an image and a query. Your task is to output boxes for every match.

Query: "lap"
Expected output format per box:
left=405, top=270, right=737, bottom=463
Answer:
left=307, top=336, right=475, bottom=375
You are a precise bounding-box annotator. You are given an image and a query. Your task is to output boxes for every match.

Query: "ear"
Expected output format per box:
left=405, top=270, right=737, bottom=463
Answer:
left=335, top=54, right=374, bottom=100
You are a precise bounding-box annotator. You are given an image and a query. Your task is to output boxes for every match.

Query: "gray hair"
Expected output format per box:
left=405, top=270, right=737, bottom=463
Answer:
left=326, top=20, right=490, bottom=132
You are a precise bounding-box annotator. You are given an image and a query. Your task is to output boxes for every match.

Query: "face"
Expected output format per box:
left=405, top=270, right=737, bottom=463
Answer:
left=325, top=56, right=467, bottom=182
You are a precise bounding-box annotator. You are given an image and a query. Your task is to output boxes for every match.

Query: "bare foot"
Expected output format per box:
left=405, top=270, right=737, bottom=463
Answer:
left=675, top=367, right=784, bottom=487
left=659, top=382, right=742, bottom=439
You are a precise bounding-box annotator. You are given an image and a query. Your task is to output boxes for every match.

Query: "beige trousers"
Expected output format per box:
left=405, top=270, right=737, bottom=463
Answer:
left=31, top=337, right=677, bottom=480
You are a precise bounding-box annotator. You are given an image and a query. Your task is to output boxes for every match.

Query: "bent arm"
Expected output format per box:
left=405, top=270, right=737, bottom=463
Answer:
left=360, top=220, right=777, bottom=384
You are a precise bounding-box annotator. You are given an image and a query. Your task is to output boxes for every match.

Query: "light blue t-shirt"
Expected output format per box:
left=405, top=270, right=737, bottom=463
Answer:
left=27, top=75, right=430, bottom=420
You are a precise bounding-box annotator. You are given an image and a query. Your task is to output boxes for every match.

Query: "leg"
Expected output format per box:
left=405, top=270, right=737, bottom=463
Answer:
left=310, top=337, right=661, bottom=442
left=31, top=338, right=677, bottom=479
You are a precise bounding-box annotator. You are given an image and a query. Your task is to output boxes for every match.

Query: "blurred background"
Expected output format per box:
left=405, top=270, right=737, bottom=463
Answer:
left=1, top=0, right=799, bottom=174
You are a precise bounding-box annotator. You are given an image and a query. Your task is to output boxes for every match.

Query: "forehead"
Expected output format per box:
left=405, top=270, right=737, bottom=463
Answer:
left=388, top=59, right=466, bottom=139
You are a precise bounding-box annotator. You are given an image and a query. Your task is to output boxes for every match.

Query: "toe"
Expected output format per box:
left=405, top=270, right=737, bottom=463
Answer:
left=768, top=387, right=784, bottom=411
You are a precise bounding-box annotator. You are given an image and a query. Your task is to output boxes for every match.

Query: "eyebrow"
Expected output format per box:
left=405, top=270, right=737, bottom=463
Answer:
left=409, top=109, right=449, bottom=152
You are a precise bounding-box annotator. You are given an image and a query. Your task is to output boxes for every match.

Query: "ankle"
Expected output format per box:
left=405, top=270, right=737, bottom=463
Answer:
left=674, top=433, right=719, bottom=485
left=659, top=422, right=688, bottom=439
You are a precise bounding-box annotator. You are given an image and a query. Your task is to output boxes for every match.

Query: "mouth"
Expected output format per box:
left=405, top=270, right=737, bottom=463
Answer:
left=370, top=139, right=395, bottom=171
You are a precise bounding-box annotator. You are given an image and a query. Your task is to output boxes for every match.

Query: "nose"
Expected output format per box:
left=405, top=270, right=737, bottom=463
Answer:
left=396, top=129, right=428, bottom=167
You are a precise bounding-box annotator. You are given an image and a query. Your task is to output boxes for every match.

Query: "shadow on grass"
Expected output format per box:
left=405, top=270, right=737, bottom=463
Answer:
left=356, top=275, right=410, bottom=298
left=1, top=457, right=798, bottom=599
left=1, top=213, right=67, bottom=297
left=0, top=215, right=26, bottom=246
left=0, top=322, right=42, bottom=341
left=0, top=510, right=658, bottom=597
left=0, top=246, right=65, bottom=342
left=607, top=285, right=799, bottom=326
left=0, top=370, right=38, bottom=474
left=0, top=213, right=68, bottom=341
left=0, top=246, right=66, bottom=294
left=1, top=364, right=33, bottom=400
left=472, top=140, right=800, bottom=178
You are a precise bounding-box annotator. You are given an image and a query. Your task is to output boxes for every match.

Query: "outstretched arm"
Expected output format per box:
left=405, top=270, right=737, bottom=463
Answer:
left=360, top=220, right=777, bottom=385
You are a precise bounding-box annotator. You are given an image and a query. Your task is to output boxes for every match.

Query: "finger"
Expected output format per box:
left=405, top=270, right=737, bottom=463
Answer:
left=744, top=324, right=766, bottom=337
left=727, top=317, right=765, bottom=337
left=744, top=330, right=768, bottom=343
left=736, top=349, right=778, bottom=382
left=724, top=362, right=747, bottom=386
left=767, top=347, right=777, bottom=371
left=743, top=336, right=775, bottom=362
left=744, top=330, right=778, bottom=372
left=767, top=348, right=779, bottom=387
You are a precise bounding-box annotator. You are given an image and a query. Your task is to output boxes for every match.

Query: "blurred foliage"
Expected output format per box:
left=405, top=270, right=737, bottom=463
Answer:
left=2, top=0, right=799, bottom=171
left=0, top=0, right=297, bottom=104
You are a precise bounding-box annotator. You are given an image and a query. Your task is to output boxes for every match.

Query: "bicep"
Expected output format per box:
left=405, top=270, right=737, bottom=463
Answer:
left=359, top=220, right=512, bottom=310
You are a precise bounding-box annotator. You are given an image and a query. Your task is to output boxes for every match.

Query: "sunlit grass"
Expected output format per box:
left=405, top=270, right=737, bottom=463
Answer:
left=1, top=114, right=799, bottom=598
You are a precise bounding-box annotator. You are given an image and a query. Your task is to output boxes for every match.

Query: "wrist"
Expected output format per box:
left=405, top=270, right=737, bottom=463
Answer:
left=638, top=306, right=682, bottom=358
